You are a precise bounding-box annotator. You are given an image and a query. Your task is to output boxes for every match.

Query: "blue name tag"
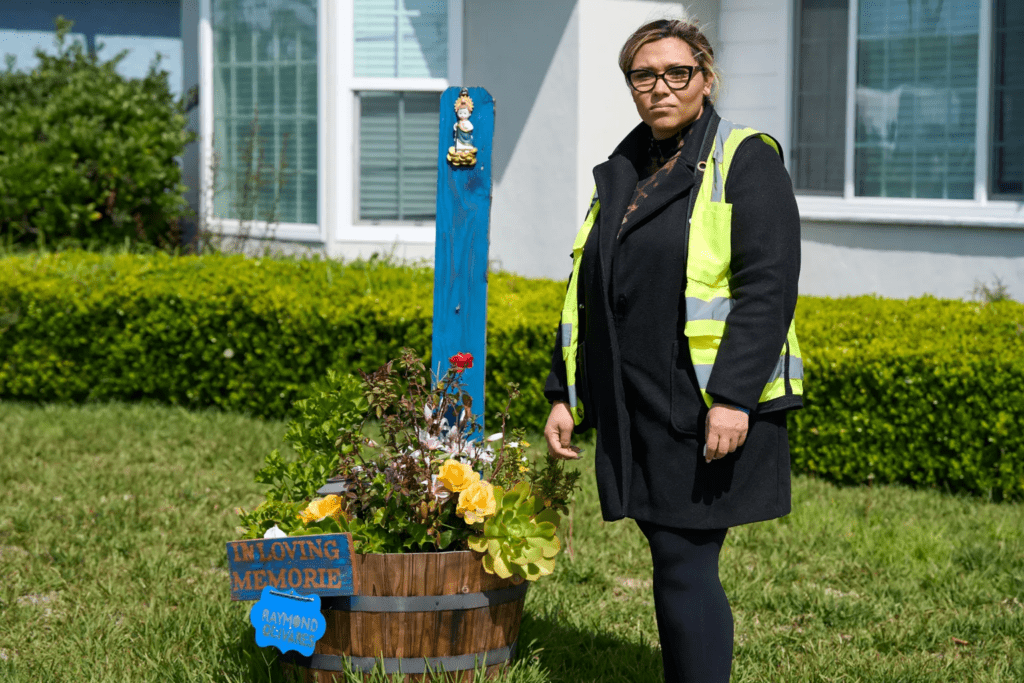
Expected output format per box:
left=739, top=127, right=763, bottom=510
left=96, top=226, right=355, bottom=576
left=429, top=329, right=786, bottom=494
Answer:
left=249, top=586, right=327, bottom=657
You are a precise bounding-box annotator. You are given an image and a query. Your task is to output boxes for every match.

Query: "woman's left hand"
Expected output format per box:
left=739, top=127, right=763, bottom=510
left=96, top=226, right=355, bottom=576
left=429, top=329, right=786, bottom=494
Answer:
left=704, top=403, right=749, bottom=462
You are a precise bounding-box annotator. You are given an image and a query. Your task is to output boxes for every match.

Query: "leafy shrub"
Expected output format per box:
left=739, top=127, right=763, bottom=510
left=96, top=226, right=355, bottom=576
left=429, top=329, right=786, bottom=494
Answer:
left=1, top=251, right=1023, bottom=500
left=0, top=18, right=191, bottom=250
left=790, top=296, right=1024, bottom=501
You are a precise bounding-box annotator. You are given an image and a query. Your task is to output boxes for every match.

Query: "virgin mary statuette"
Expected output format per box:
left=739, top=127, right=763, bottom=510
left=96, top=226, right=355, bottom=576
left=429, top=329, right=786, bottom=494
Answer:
left=447, top=88, right=478, bottom=168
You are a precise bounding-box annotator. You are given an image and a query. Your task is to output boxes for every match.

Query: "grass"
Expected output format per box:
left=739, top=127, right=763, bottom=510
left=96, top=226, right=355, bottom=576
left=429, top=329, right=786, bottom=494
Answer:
left=1, top=400, right=1022, bottom=682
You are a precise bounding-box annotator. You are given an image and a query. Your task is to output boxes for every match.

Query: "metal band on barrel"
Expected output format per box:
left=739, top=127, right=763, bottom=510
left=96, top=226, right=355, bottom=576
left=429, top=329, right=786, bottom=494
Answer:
left=282, top=642, right=517, bottom=673
left=321, top=582, right=528, bottom=613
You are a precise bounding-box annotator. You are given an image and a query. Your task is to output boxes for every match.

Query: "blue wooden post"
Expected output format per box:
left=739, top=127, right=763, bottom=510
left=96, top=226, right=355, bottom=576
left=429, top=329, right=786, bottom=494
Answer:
left=432, top=87, right=494, bottom=433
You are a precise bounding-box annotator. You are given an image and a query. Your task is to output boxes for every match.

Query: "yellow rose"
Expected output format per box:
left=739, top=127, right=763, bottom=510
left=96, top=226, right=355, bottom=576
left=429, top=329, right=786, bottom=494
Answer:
left=438, top=459, right=480, bottom=493
left=457, top=480, right=497, bottom=524
left=297, top=494, right=343, bottom=524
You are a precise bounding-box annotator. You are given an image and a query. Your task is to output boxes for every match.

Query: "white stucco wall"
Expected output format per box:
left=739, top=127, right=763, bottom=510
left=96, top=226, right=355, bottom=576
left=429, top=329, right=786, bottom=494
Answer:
left=801, top=222, right=1024, bottom=301
left=714, top=0, right=793, bottom=153
left=575, top=0, right=721, bottom=232
left=464, top=0, right=580, bottom=278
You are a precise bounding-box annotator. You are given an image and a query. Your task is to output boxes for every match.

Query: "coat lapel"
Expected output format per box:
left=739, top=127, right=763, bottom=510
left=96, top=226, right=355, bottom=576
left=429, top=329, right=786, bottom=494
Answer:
left=615, top=106, right=715, bottom=241
left=615, top=157, right=695, bottom=241
left=592, top=156, right=637, bottom=294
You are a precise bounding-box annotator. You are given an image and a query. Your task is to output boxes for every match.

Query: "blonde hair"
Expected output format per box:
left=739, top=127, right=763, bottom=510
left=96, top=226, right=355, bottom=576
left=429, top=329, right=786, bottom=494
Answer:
left=618, top=19, right=719, bottom=102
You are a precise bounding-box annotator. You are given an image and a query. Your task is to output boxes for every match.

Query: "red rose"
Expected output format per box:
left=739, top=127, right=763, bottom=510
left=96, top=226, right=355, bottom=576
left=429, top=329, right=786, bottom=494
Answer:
left=449, top=352, right=474, bottom=372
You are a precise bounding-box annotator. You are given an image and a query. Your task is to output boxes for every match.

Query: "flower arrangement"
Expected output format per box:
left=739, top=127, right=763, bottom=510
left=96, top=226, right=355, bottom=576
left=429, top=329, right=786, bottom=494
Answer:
left=238, top=348, right=580, bottom=582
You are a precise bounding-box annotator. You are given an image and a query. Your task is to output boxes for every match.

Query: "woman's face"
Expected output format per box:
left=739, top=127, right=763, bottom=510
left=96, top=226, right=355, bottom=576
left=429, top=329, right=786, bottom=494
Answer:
left=629, top=37, right=713, bottom=140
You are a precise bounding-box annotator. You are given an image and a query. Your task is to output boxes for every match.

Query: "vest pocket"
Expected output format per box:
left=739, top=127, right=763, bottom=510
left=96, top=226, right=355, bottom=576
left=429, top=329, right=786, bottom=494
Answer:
left=686, top=202, right=732, bottom=287
left=670, top=340, right=705, bottom=436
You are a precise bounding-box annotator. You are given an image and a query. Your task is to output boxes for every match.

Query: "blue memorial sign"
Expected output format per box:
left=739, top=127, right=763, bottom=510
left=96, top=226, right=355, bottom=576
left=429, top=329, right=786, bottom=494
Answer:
left=433, top=86, right=494, bottom=432
left=226, top=533, right=356, bottom=601
left=250, top=586, right=327, bottom=657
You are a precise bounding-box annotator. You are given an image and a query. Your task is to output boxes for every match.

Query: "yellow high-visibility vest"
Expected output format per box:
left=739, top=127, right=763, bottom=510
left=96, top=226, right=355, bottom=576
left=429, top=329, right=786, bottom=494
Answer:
left=559, top=119, right=804, bottom=426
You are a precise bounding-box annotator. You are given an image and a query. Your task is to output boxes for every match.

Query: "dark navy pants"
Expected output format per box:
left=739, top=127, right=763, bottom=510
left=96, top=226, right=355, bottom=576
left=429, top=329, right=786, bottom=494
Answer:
left=636, top=521, right=732, bottom=683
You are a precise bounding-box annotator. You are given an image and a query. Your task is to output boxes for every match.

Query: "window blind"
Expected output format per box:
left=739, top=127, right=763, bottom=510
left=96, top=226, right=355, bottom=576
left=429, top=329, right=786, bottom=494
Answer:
left=993, top=0, right=1023, bottom=196
left=854, top=0, right=978, bottom=199
left=354, top=0, right=448, bottom=78
left=358, top=91, right=439, bottom=222
left=212, top=0, right=318, bottom=224
left=793, top=0, right=849, bottom=194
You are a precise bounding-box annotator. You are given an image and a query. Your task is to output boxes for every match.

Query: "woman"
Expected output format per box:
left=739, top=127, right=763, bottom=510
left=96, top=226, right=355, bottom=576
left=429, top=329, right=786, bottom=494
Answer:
left=543, top=18, right=803, bottom=683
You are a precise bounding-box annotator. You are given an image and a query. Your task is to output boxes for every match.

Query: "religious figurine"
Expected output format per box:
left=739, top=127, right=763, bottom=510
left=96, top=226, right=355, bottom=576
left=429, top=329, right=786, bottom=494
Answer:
left=447, top=88, right=477, bottom=168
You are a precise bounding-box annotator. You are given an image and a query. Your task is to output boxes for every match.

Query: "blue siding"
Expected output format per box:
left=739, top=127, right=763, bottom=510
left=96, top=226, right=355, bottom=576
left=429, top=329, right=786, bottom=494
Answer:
left=0, top=0, right=182, bottom=95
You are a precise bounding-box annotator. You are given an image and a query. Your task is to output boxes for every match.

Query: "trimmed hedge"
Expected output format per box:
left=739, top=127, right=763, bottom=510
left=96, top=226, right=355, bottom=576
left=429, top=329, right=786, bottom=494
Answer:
left=1, top=252, right=1022, bottom=500
left=0, top=251, right=561, bottom=428
left=790, top=296, right=1024, bottom=500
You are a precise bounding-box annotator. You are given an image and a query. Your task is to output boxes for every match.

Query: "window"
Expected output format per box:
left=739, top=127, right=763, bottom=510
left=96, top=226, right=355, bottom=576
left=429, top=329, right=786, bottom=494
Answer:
left=992, top=0, right=1023, bottom=196
left=350, top=0, right=453, bottom=225
left=793, top=0, right=1023, bottom=201
left=200, top=0, right=461, bottom=242
left=357, top=91, right=438, bottom=221
left=354, top=0, right=448, bottom=78
left=211, top=0, right=318, bottom=225
left=792, top=0, right=849, bottom=194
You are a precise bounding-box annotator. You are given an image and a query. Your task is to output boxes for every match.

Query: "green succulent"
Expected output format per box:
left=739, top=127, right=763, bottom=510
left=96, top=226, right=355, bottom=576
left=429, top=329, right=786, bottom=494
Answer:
left=467, top=481, right=562, bottom=581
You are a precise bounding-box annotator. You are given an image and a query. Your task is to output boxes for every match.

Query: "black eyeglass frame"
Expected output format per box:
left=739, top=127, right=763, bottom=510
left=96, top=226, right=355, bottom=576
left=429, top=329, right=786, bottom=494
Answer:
left=625, top=65, right=703, bottom=93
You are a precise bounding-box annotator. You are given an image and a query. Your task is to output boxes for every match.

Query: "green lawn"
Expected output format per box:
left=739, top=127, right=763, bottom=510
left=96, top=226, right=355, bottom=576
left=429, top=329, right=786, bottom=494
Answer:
left=1, top=401, right=1022, bottom=682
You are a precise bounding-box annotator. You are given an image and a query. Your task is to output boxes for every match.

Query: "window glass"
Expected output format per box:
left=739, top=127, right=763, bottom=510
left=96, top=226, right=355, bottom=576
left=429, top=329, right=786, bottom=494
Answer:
left=793, top=0, right=849, bottom=194
left=354, top=0, right=448, bottom=78
left=992, top=0, right=1023, bottom=196
left=358, top=91, right=439, bottom=221
left=854, top=0, right=978, bottom=198
left=212, top=0, right=318, bottom=224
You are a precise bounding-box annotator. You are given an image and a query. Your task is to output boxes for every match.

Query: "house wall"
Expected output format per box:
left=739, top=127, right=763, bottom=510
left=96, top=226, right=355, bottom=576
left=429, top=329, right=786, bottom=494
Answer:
left=462, top=0, right=580, bottom=278
left=715, top=0, right=793, bottom=157
left=475, top=0, right=724, bottom=280
left=331, top=0, right=583, bottom=266
left=801, top=222, right=1024, bottom=301
left=717, top=0, right=1024, bottom=301
left=576, top=0, right=721, bottom=231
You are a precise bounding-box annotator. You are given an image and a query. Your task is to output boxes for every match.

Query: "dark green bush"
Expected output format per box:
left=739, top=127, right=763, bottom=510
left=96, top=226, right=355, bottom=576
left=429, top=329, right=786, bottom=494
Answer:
left=0, top=18, right=191, bottom=250
left=1, top=251, right=1022, bottom=500
left=790, top=296, right=1024, bottom=501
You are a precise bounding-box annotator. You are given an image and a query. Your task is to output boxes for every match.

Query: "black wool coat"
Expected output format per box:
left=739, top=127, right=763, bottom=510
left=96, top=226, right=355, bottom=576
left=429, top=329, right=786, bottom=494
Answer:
left=545, top=104, right=803, bottom=530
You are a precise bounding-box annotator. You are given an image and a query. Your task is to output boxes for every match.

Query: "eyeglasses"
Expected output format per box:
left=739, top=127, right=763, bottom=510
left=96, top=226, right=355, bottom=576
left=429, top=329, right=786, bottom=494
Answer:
left=625, top=65, right=702, bottom=93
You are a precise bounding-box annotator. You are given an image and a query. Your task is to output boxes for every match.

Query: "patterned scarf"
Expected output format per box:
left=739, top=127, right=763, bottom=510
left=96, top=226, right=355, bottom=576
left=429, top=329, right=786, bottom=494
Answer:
left=619, top=126, right=693, bottom=237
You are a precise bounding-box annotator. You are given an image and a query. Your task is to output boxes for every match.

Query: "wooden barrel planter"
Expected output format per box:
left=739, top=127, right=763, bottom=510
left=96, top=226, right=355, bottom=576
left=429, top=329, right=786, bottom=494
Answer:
left=279, top=550, right=528, bottom=682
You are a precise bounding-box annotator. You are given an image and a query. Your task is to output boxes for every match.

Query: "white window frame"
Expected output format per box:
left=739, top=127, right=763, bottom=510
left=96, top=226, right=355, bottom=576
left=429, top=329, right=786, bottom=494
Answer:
left=329, top=0, right=463, bottom=245
left=795, top=0, right=1024, bottom=229
left=198, top=0, right=325, bottom=243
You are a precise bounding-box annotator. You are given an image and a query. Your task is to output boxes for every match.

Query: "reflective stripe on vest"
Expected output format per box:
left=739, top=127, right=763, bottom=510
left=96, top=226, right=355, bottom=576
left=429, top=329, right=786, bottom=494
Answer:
left=559, top=192, right=600, bottom=425
left=558, top=119, right=804, bottom=426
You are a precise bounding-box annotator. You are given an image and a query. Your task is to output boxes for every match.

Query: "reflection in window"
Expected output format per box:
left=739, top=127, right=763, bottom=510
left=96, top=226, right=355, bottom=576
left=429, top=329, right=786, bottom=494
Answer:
left=854, top=0, right=978, bottom=198
left=793, top=0, right=849, bottom=194
left=993, top=0, right=1023, bottom=196
left=354, top=0, right=448, bottom=78
left=212, top=0, right=318, bottom=224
